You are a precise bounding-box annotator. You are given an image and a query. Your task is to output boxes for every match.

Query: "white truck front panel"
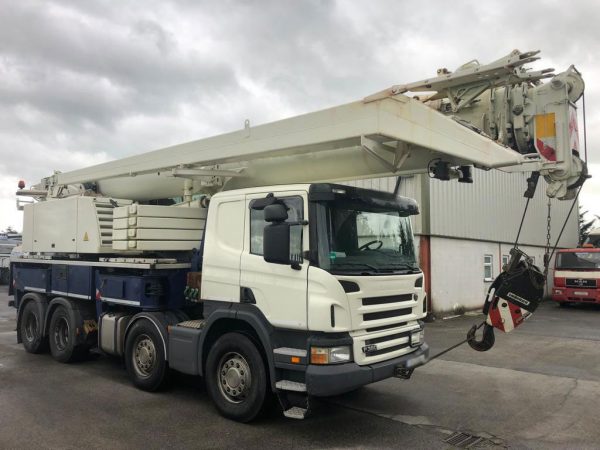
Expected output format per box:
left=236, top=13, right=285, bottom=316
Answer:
left=240, top=190, right=310, bottom=330
left=307, top=264, right=426, bottom=365
left=201, top=197, right=245, bottom=302
left=342, top=272, right=425, bottom=365
left=307, top=266, right=352, bottom=332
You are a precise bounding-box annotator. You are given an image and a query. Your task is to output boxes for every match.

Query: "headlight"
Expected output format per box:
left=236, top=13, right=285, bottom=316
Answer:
left=310, top=346, right=352, bottom=364
left=554, top=289, right=562, bottom=295
left=410, top=328, right=425, bottom=348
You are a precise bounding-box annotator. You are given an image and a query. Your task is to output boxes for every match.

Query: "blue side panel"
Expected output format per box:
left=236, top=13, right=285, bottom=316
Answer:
left=95, top=269, right=188, bottom=311
left=163, top=270, right=187, bottom=309
left=51, top=265, right=68, bottom=293
left=95, top=269, right=189, bottom=311
left=13, top=265, right=50, bottom=293
left=68, top=266, right=93, bottom=299
left=13, top=261, right=188, bottom=314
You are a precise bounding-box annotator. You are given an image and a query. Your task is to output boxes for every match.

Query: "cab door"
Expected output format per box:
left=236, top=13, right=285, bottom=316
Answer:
left=240, top=191, right=309, bottom=330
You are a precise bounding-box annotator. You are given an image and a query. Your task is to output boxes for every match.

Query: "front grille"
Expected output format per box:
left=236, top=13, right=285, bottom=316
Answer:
left=363, top=307, right=412, bottom=321
left=348, top=286, right=421, bottom=365
left=366, top=322, right=407, bottom=333
left=566, top=278, right=596, bottom=288
left=365, top=330, right=410, bottom=345
left=362, top=294, right=413, bottom=306
left=364, top=342, right=410, bottom=357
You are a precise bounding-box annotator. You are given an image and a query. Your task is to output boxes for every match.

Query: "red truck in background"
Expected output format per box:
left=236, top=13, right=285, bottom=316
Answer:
left=552, top=248, right=600, bottom=306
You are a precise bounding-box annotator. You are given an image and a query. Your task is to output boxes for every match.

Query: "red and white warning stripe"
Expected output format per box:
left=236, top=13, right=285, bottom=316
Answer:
left=486, top=296, right=526, bottom=333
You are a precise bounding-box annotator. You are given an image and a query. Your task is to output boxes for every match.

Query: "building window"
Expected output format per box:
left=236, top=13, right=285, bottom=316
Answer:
left=249, top=196, right=303, bottom=256
left=484, top=254, right=494, bottom=281
left=502, top=254, right=510, bottom=270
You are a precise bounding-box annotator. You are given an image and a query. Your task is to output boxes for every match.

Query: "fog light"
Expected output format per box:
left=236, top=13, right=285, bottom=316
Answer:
left=310, top=346, right=352, bottom=364
left=410, top=328, right=424, bottom=348
left=555, top=289, right=562, bottom=295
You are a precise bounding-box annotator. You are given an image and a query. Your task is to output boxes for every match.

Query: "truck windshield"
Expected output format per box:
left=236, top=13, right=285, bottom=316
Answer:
left=317, top=202, right=417, bottom=274
left=556, top=252, right=600, bottom=270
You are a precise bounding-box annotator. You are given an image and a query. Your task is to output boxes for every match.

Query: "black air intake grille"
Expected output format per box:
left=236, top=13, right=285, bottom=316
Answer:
left=566, top=278, right=596, bottom=288
left=363, top=308, right=412, bottom=321
left=362, top=294, right=413, bottom=306
left=364, top=330, right=410, bottom=346
left=364, top=342, right=410, bottom=357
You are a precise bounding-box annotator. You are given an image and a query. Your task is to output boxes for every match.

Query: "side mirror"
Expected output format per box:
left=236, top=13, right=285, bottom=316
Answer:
left=264, top=223, right=303, bottom=268
left=264, top=203, right=288, bottom=222
left=264, top=222, right=291, bottom=264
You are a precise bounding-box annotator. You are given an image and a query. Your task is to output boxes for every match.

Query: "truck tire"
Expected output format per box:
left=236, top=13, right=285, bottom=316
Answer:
left=125, top=319, right=168, bottom=392
left=20, top=301, right=48, bottom=354
left=48, top=305, right=85, bottom=363
left=205, top=332, right=268, bottom=423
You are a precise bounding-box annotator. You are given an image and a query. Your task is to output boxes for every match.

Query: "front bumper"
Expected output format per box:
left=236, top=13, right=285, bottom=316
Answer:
left=552, top=287, right=600, bottom=304
left=305, top=343, right=429, bottom=397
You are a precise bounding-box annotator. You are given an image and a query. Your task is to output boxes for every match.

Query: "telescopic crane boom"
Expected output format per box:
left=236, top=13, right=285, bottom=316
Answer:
left=20, top=50, right=586, bottom=202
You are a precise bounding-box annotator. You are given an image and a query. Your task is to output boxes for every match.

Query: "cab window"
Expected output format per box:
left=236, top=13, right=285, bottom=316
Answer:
left=249, top=196, right=303, bottom=255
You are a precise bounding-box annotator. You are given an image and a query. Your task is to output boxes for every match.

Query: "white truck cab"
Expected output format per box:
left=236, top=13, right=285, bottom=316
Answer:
left=170, top=182, right=428, bottom=416
left=202, top=183, right=427, bottom=360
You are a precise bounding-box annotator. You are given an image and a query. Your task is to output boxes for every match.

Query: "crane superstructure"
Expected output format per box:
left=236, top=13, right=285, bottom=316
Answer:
left=10, top=50, right=587, bottom=422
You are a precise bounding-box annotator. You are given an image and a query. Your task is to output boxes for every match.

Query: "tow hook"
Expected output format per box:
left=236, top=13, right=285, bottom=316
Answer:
left=394, top=366, right=414, bottom=379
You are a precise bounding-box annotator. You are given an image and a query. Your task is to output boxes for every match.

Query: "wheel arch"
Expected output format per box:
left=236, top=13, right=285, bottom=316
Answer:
left=123, top=312, right=177, bottom=361
left=199, top=306, right=276, bottom=390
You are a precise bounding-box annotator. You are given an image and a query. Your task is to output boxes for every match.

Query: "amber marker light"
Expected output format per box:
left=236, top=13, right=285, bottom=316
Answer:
left=310, top=347, right=329, bottom=365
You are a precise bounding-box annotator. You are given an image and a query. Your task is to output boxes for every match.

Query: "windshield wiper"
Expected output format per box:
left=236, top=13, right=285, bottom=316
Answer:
left=378, top=263, right=421, bottom=273
left=332, top=262, right=379, bottom=271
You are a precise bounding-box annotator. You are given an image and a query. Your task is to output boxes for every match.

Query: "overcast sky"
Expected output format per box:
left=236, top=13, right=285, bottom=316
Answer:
left=1, top=0, right=599, bottom=231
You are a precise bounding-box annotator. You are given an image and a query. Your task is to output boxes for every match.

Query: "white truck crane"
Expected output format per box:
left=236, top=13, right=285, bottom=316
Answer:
left=10, top=50, right=587, bottom=422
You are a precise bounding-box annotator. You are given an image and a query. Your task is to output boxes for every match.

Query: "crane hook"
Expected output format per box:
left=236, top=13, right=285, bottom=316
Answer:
left=467, top=322, right=495, bottom=352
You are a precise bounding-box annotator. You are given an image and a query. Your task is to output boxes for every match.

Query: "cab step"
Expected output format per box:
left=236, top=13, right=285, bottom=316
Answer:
left=277, top=389, right=310, bottom=420
left=283, top=406, right=309, bottom=420
left=176, top=319, right=206, bottom=329
left=276, top=380, right=307, bottom=392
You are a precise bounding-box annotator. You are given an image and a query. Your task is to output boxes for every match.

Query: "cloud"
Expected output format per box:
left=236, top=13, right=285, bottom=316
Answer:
left=1, top=0, right=600, bottom=231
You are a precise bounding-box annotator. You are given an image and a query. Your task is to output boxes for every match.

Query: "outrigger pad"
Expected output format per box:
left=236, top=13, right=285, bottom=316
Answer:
left=483, top=248, right=545, bottom=333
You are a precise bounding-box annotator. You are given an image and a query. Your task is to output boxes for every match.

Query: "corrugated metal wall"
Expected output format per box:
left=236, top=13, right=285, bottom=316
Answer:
left=342, top=176, right=396, bottom=193
left=344, top=169, right=578, bottom=248
left=428, top=170, right=578, bottom=247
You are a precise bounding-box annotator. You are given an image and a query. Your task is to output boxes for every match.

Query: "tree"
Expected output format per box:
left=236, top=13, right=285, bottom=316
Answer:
left=579, top=207, right=598, bottom=246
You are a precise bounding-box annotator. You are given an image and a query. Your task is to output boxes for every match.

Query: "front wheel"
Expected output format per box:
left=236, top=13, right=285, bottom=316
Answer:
left=205, top=332, right=268, bottom=422
left=125, top=319, right=168, bottom=391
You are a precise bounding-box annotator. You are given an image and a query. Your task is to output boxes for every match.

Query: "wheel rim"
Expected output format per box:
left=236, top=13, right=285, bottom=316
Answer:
left=24, top=312, right=38, bottom=343
left=53, top=317, right=70, bottom=352
left=217, top=352, right=252, bottom=404
left=133, top=334, right=157, bottom=378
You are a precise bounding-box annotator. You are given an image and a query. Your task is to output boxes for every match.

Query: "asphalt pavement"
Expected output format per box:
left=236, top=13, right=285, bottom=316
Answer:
left=1, top=285, right=599, bottom=449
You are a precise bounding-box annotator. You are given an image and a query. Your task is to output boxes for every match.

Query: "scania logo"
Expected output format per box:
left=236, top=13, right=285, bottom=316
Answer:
left=362, top=344, right=378, bottom=354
